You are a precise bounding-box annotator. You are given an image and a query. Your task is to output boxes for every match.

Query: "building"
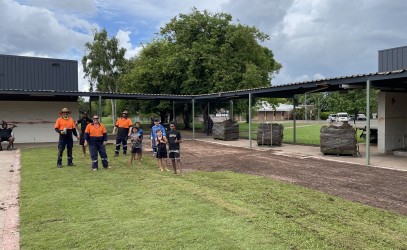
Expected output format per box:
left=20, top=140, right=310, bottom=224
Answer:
left=0, top=54, right=79, bottom=143
left=257, top=102, right=293, bottom=121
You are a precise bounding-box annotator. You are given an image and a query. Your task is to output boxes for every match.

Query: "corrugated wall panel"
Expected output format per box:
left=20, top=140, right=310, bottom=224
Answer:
left=392, top=49, right=398, bottom=70
left=378, top=46, right=407, bottom=72
left=378, top=51, right=383, bottom=72
left=403, top=47, right=407, bottom=69
left=0, top=54, right=78, bottom=91
left=397, top=48, right=403, bottom=69
left=387, top=49, right=393, bottom=71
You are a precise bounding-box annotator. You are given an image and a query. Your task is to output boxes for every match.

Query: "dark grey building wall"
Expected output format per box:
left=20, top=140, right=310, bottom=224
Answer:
left=378, top=46, right=407, bottom=72
left=0, top=54, right=78, bottom=91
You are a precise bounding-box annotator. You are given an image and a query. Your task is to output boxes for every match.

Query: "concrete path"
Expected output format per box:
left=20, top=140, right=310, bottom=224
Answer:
left=0, top=149, right=20, bottom=250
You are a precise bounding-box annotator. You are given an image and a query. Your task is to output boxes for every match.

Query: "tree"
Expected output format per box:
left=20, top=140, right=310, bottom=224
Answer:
left=120, top=8, right=281, bottom=128
left=326, top=89, right=378, bottom=116
left=82, top=28, right=127, bottom=122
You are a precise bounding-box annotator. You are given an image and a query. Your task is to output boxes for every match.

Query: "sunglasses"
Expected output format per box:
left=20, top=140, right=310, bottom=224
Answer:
left=93, top=118, right=99, bottom=120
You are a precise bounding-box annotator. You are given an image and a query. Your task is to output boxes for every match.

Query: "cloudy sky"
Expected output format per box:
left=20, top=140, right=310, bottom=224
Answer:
left=1, top=0, right=407, bottom=91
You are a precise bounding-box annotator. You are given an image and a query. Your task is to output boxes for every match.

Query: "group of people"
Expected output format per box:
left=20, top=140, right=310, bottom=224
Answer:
left=54, top=108, right=183, bottom=174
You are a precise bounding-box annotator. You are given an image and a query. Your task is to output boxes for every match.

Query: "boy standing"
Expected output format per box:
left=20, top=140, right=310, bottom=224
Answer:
left=129, top=127, right=143, bottom=165
left=155, top=129, right=168, bottom=171
left=168, top=122, right=182, bottom=174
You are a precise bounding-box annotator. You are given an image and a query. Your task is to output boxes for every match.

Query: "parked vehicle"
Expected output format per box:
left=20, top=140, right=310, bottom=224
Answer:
left=336, top=112, right=349, bottom=122
left=357, top=114, right=367, bottom=121
left=327, top=114, right=337, bottom=122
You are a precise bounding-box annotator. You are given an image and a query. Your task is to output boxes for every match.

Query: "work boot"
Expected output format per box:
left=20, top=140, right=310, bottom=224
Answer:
left=68, top=163, right=76, bottom=166
left=57, top=164, right=62, bottom=168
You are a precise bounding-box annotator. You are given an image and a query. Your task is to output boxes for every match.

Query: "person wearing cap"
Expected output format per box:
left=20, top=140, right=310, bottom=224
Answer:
left=112, top=110, right=133, bottom=156
left=76, top=112, right=92, bottom=157
left=54, top=108, right=79, bottom=168
left=0, top=121, right=15, bottom=151
left=150, top=118, right=166, bottom=166
left=84, top=115, right=110, bottom=171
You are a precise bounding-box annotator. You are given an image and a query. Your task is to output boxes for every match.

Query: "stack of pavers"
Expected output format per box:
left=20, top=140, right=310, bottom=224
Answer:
left=257, top=123, right=284, bottom=146
left=213, top=119, right=239, bottom=140
left=320, top=122, right=357, bottom=155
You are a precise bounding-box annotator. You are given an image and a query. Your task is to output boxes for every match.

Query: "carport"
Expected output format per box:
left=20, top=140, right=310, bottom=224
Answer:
left=1, top=69, right=407, bottom=165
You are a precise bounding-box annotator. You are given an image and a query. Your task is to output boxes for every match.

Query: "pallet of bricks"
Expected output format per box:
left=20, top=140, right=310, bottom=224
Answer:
left=320, top=122, right=357, bottom=156
left=212, top=119, right=239, bottom=141
left=257, top=123, right=284, bottom=146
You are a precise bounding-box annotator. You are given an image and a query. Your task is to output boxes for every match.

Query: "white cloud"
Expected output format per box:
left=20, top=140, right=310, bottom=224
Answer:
left=116, top=30, right=143, bottom=59
left=0, top=0, right=93, bottom=57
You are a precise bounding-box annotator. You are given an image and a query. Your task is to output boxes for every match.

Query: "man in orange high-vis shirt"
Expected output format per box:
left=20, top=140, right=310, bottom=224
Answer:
left=54, top=108, right=79, bottom=168
left=84, top=115, right=109, bottom=171
left=112, top=110, right=132, bottom=156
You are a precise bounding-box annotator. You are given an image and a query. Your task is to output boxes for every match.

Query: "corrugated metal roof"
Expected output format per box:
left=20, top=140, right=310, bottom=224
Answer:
left=1, top=68, right=407, bottom=101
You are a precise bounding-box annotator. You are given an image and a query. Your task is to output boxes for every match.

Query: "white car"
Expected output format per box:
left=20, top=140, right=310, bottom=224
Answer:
left=357, top=114, right=367, bottom=121
left=327, top=114, right=337, bottom=122
left=336, top=112, right=349, bottom=122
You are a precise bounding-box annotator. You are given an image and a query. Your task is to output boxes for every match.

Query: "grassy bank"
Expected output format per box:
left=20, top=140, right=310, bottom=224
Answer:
left=19, top=146, right=407, bottom=249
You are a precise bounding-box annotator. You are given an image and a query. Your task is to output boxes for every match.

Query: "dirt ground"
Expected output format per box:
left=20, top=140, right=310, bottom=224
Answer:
left=179, top=140, right=407, bottom=216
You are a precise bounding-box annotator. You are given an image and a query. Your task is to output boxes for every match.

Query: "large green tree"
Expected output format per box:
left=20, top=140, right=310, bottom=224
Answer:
left=82, top=28, right=127, bottom=122
left=326, top=89, right=378, bottom=117
left=120, top=8, right=281, bottom=128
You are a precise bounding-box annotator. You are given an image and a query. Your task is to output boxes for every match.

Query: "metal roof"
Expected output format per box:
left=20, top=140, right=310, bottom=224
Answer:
left=1, top=69, right=407, bottom=102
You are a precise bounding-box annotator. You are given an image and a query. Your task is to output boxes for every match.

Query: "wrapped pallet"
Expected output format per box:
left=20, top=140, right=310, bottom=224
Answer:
left=213, top=119, right=239, bottom=141
left=257, top=123, right=284, bottom=146
left=320, top=123, right=357, bottom=155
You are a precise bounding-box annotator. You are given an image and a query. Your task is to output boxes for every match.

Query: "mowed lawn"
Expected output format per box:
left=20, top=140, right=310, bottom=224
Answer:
left=20, top=146, right=407, bottom=249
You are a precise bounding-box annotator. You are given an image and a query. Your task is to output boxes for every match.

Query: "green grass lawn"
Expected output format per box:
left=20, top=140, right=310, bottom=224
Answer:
left=20, top=146, right=407, bottom=249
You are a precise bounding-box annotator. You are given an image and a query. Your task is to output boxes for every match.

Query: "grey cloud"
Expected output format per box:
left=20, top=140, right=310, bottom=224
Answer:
left=19, top=0, right=97, bottom=15
left=0, top=0, right=92, bottom=58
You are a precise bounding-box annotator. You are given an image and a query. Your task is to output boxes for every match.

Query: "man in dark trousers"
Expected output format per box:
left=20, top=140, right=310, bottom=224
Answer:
left=112, top=110, right=132, bottom=156
left=84, top=115, right=110, bottom=171
left=76, top=112, right=92, bottom=157
left=54, top=108, right=79, bottom=168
